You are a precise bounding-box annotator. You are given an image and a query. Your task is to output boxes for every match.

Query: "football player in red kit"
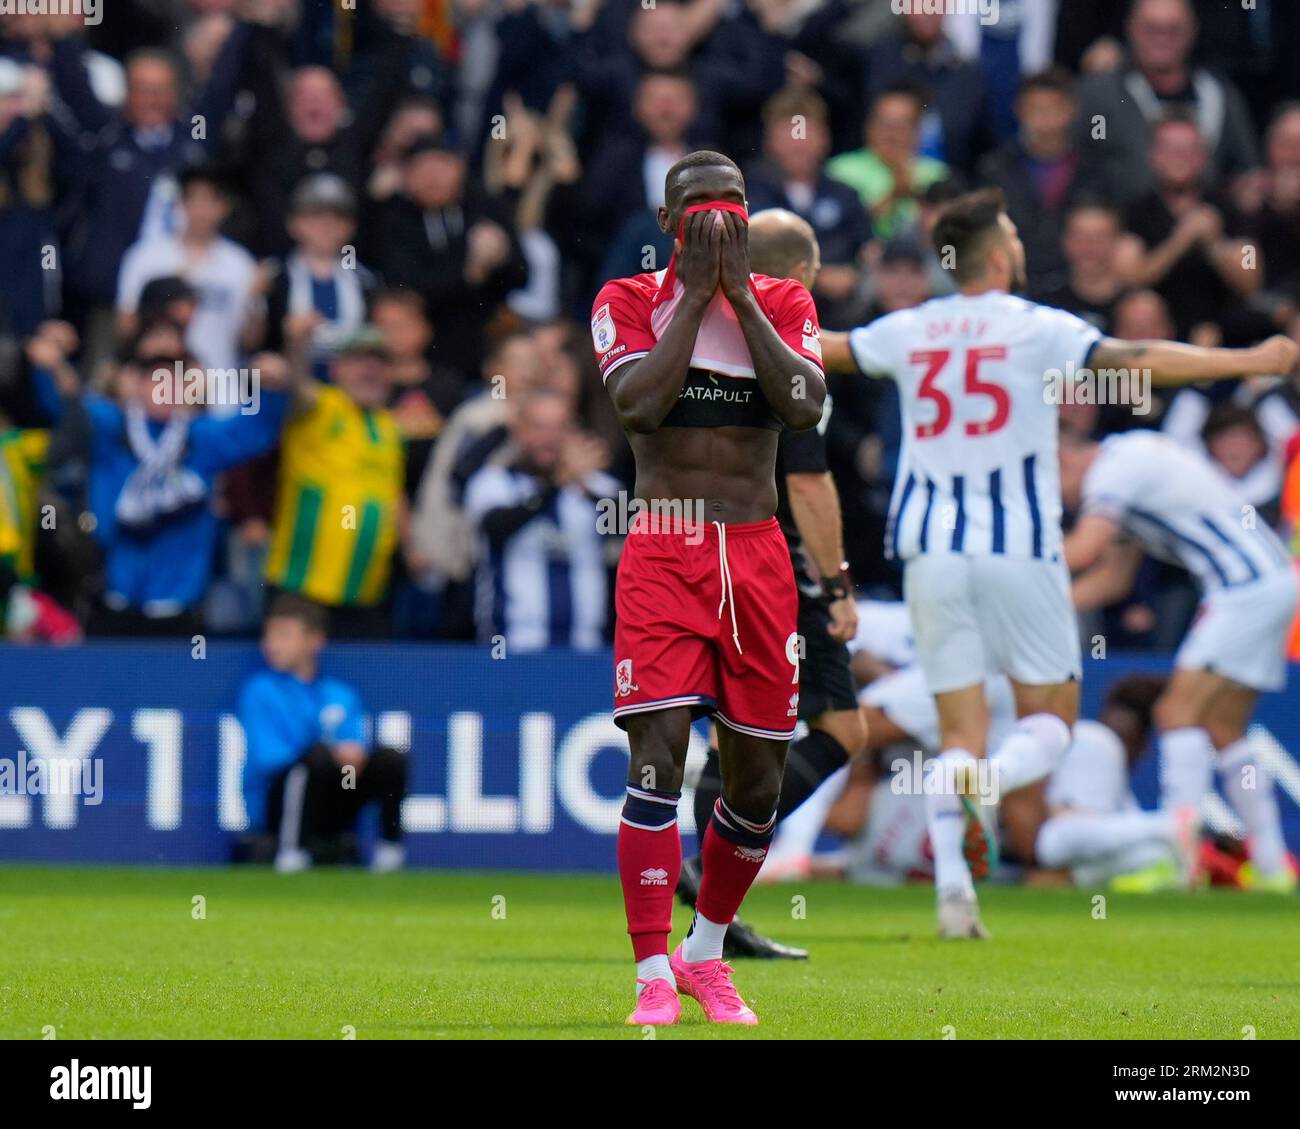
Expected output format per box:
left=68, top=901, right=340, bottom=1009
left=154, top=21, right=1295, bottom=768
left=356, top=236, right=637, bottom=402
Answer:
left=592, top=150, right=826, bottom=1026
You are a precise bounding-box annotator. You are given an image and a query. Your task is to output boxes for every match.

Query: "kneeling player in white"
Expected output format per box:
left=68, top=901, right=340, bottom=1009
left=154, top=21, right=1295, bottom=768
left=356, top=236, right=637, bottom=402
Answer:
left=1036, top=676, right=1199, bottom=889
left=857, top=665, right=1197, bottom=888
left=1061, top=429, right=1299, bottom=891
left=822, top=188, right=1300, bottom=936
left=778, top=661, right=1193, bottom=890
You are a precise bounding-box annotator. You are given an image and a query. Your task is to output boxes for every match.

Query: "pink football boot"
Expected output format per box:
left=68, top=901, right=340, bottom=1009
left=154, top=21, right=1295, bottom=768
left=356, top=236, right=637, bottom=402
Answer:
left=625, top=978, right=681, bottom=1026
left=669, top=944, right=759, bottom=1025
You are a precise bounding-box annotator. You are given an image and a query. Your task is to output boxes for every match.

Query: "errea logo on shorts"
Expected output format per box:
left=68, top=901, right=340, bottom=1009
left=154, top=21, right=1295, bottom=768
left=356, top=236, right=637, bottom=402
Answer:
left=640, top=867, right=669, bottom=886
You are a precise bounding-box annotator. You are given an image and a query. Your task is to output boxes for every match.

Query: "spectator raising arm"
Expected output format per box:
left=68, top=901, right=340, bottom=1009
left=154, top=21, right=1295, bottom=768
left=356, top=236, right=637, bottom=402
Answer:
left=185, top=354, right=290, bottom=477
left=279, top=312, right=324, bottom=412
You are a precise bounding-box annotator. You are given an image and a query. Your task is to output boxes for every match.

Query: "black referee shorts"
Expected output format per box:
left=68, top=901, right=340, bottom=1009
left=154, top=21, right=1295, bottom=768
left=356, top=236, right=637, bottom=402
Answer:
left=796, top=591, right=858, bottom=720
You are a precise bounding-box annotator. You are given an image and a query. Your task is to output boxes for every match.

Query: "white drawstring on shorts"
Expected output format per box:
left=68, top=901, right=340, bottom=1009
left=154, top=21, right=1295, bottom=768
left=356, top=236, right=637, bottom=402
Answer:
left=713, top=520, right=743, bottom=654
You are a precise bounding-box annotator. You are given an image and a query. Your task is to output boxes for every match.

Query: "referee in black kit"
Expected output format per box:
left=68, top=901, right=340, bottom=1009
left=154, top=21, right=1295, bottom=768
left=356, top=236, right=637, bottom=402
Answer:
left=677, top=208, right=868, bottom=958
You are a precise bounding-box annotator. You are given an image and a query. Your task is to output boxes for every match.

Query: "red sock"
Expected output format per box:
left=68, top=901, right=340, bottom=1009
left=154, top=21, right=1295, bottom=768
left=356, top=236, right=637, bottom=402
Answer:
left=617, top=786, right=681, bottom=960
left=696, top=798, right=776, bottom=925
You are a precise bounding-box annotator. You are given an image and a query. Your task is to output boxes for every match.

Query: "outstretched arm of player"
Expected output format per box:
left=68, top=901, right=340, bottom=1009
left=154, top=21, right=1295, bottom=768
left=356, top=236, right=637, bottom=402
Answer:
left=1072, top=545, right=1143, bottom=614
left=1067, top=516, right=1143, bottom=613
left=719, top=212, right=826, bottom=430
left=857, top=702, right=911, bottom=752
left=605, top=212, right=722, bottom=433
left=1065, top=512, right=1121, bottom=573
left=1090, top=334, right=1299, bottom=387
left=819, top=330, right=854, bottom=373
left=850, top=649, right=898, bottom=690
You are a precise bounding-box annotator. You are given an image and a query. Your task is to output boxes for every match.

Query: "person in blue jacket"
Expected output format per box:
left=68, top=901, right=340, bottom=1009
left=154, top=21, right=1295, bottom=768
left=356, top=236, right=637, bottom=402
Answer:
left=25, top=317, right=288, bottom=635
left=238, top=592, right=407, bottom=874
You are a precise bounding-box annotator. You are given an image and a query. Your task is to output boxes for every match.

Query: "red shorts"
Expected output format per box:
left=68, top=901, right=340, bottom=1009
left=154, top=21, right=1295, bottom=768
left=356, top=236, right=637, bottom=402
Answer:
left=613, top=515, right=800, bottom=740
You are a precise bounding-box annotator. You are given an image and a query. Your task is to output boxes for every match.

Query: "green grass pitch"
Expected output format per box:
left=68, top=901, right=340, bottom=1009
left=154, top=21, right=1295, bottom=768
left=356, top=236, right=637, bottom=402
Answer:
left=2, top=865, right=1295, bottom=1040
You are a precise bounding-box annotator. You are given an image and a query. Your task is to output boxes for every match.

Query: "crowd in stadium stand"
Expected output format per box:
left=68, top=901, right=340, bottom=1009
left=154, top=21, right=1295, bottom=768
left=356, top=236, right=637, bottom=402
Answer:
left=1, top=0, right=1299, bottom=657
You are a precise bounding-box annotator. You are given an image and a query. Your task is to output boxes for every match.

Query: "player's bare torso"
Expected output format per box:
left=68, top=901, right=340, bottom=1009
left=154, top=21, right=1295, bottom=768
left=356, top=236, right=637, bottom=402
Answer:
left=595, top=268, right=823, bottom=525
left=626, top=425, right=780, bottom=525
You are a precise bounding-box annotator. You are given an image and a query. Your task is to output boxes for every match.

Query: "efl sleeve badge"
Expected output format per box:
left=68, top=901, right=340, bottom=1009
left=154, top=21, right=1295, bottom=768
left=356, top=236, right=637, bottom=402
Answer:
left=591, top=303, right=617, bottom=353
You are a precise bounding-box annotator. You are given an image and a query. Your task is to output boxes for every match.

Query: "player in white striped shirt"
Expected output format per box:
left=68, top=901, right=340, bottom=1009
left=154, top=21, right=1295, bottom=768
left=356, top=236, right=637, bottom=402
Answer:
left=1061, top=429, right=1299, bottom=891
left=821, top=189, right=1299, bottom=935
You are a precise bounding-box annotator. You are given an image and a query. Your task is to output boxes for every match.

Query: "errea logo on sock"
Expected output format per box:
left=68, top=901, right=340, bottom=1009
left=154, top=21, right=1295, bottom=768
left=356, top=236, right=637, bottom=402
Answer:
left=735, top=846, right=767, bottom=863
left=640, top=867, right=669, bottom=885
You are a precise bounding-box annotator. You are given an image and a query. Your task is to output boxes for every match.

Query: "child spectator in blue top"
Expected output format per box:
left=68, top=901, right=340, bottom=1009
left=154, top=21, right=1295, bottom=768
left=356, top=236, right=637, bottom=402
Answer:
left=25, top=318, right=289, bottom=636
left=238, top=593, right=407, bottom=874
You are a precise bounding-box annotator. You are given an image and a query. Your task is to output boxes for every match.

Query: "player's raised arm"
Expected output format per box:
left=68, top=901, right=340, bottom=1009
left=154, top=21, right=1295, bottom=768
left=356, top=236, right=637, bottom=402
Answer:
left=1089, top=334, right=1299, bottom=387
left=604, top=211, right=721, bottom=433
left=718, top=211, right=826, bottom=430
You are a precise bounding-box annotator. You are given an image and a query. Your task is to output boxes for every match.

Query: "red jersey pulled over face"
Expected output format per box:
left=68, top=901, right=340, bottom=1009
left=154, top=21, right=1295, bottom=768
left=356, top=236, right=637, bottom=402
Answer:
left=593, top=270, right=824, bottom=430
left=594, top=268, right=822, bottom=739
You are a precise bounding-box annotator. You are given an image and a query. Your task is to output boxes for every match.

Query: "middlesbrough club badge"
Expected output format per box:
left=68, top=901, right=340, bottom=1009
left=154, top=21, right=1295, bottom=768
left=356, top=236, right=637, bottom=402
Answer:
left=615, top=658, right=639, bottom=697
